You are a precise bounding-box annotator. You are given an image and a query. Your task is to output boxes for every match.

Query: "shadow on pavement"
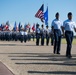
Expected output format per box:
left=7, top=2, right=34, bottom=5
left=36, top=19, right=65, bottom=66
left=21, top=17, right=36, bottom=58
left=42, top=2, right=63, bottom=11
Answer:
left=28, top=71, right=76, bottom=75
left=11, top=57, right=76, bottom=61
left=9, top=53, right=76, bottom=67
left=8, top=53, right=76, bottom=61
left=0, top=52, right=76, bottom=66
left=0, top=44, right=36, bottom=46
left=15, top=62, right=76, bottom=66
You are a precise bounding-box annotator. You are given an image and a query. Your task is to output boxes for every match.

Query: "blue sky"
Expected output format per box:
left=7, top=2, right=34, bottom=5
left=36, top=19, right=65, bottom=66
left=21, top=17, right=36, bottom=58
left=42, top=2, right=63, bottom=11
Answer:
left=0, top=0, right=76, bottom=27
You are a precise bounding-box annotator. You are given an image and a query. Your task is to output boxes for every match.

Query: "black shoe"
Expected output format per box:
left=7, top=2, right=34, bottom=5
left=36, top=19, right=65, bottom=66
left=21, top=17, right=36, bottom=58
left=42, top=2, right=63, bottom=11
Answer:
left=57, top=53, right=60, bottom=54
left=46, top=44, right=49, bottom=46
left=53, top=52, right=55, bottom=54
left=66, top=55, right=72, bottom=58
left=36, top=44, right=39, bottom=46
left=41, top=43, right=44, bottom=45
left=66, top=54, right=68, bottom=57
left=67, top=55, right=72, bottom=58
left=51, top=44, right=53, bottom=46
left=53, top=51, right=56, bottom=54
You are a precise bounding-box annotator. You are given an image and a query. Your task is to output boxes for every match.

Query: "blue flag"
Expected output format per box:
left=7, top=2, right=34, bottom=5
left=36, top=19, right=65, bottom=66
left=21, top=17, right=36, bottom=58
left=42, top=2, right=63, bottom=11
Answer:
left=14, top=21, right=17, bottom=31
left=44, top=6, right=48, bottom=26
left=18, top=22, right=21, bottom=31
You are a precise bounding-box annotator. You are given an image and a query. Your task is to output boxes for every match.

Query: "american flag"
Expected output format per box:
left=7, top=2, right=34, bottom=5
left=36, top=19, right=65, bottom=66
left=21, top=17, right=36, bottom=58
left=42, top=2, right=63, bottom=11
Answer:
left=35, top=4, right=44, bottom=22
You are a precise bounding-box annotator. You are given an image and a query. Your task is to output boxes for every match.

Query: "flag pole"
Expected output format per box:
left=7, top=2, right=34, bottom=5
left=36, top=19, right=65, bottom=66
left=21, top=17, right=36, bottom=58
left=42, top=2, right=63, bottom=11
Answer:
left=42, top=3, right=45, bottom=26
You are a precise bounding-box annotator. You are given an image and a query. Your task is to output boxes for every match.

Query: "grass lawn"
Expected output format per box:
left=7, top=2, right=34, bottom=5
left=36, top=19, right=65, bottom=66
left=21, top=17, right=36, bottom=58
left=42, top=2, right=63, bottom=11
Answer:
left=32, top=38, right=76, bottom=45
left=61, top=38, right=76, bottom=45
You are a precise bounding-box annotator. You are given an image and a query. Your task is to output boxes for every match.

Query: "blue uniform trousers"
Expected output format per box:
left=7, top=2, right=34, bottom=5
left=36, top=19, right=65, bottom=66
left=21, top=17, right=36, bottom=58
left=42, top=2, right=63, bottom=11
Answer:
left=41, top=34, right=45, bottom=46
left=36, top=33, right=40, bottom=45
left=54, top=29, right=61, bottom=54
left=46, top=34, right=50, bottom=46
left=65, top=31, right=73, bottom=56
left=51, top=34, right=54, bottom=45
left=24, top=35, right=27, bottom=43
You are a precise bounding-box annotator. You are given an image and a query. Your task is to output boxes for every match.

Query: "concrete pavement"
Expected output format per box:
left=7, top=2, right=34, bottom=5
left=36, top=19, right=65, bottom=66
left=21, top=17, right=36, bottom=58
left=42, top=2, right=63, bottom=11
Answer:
left=0, top=41, right=76, bottom=75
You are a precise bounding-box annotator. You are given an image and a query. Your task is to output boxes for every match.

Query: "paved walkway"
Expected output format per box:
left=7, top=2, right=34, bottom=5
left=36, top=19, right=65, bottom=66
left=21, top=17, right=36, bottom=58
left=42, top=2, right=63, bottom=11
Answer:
left=0, top=61, right=14, bottom=75
left=0, top=41, right=76, bottom=75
